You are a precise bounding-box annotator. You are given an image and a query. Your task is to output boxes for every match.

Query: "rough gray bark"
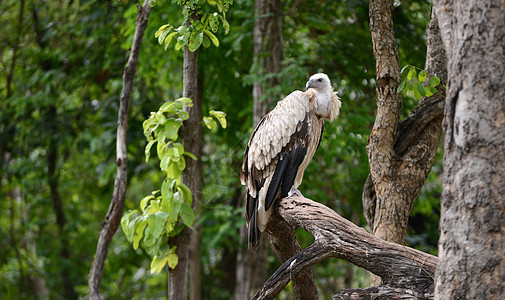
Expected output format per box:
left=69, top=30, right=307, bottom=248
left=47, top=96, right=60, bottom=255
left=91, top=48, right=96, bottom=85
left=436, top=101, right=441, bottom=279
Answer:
left=365, top=2, right=446, bottom=274
left=367, top=0, right=405, bottom=245
left=253, top=196, right=437, bottom=300
left=168, top=43, right=202, bottom=299
left=363, top=7, right=447, bottom=229
left=88, top=2, right=152, bottom=298
left=433, top=1, right=505, bottom=299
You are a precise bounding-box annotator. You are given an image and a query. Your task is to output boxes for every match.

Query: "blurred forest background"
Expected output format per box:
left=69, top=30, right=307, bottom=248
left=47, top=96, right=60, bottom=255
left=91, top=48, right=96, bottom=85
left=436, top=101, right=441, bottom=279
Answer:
left=0, top=0, right=441, bottom=298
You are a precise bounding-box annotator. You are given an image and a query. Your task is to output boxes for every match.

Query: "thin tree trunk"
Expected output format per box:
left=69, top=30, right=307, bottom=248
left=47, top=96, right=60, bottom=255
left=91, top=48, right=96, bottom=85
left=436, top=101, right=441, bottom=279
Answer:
left=168, top=44, right=202, bottom=300
left=6, top=0, right=24, bottom=98
left=47, top=105, right=77, bottom=299
left=7, top=179, right=26, bottom=295
left=88, top=2, right=152, bottom=298
left=365, top=2, right=447, bottom=286
left=433, top=1, right=505, bottom=298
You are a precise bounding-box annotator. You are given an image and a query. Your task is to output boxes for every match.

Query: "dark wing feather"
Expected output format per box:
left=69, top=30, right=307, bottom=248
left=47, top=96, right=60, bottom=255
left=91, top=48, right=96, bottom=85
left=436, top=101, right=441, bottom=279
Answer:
left=264, top=154, right=289, bottom=210
left=280, top=142, right=308, bottom=199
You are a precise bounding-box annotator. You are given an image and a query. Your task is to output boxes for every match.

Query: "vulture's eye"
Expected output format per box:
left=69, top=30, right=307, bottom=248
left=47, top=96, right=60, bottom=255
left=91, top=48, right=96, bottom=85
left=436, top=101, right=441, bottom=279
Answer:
left=317, top=78, right=322, bottom=82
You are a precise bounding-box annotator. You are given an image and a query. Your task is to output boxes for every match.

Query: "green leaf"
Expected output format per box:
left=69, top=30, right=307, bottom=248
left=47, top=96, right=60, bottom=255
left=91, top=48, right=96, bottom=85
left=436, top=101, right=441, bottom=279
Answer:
left=418, top=70, right=427, bottom=82
left=176, top=97, right=192, bottom=105
left=121, top=210, right=136, bottom=237
left=169, top=224, right=185, bottom=237
left=140, top=195, right=155, bottom=213
left=176, top=156, right=186, bottom=172
left=188, top=32, right=203, bottom=52
left=415, top=83, right=427, bottom=97
left=150, top=255, right=169, bottom=274
left=184, top=151, right=197, bottom=160
left=429, top=76, right=440, bottom=87
left=157, top=133, right=168, bottom=158
left=164, top=32, right=178, bottom=51
left=133, top=218, right=147, bottom=250
left=167, top=253, right=178, bottom=269
left=400, top=64, right=411, bottom=75
left=221, top=16, right=230, bottom=34
left=407, top=68, right=416, bottom=80
left=145, top=140, right=156, bottom=162
left=166, top=163, right=182, bottom=178
left=203, top=30, right=219, bottom=47
left=202, top=35, right=211, bottom=48
left=161, top=178, right=175, bottom=203
left=156, top=112, right=166, bottom=125
left=176, top=25, right=188, bottom=34
left=127, top=216, right=140, bottom=243
left=164, top=119, right=182, bottom=140
left=180, top=202, right=195, bottom=227
left=155, top=25, right=171, bottom=38
left=427, top=86, right=438, bottom=96
left=169, top=201, right=182, bottom=221
left=159, top=101, right=175, bottom=113
left=407, top=81, right=414, bottom=91
left=177, top=182, right=193, bottom=205
left=160, top=155, right=170, bottom=172
left=397, top=81, right=406, bottom=93
left=147, top=199, right=161, bottom=214
left=149, top=211, right=168, bottom=239
left=174, top=41, right=182, bottom=51
left=143, top=226, right=156, bottom=247
left=155, top=25, right=172, bottom=44
left=203, top=116, right=217, bottom=130
left=209, top=110, right=227, bottom=128
left=208, top=15, right=218, bottom=32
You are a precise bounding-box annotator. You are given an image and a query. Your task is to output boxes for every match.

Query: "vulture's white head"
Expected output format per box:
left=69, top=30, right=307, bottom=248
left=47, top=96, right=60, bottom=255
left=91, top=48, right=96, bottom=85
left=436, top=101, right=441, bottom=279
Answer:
left=306, top=73, right=341, bottom=121
left=306, top=73, right=331, bottom=92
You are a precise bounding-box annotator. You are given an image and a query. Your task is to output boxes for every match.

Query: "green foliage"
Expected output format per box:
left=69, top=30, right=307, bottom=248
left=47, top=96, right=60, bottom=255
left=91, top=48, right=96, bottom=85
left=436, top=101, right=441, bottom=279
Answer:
left=154, top=0, right=233, bottom=52
left=121, top=98, right=226, bottom=274
left=398, top=64, right=442, bottom=100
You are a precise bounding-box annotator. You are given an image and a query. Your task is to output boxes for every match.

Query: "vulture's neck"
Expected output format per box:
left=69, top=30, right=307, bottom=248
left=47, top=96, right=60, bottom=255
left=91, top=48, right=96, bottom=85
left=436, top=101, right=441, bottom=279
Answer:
left=312, top=87, right=333, bottom=119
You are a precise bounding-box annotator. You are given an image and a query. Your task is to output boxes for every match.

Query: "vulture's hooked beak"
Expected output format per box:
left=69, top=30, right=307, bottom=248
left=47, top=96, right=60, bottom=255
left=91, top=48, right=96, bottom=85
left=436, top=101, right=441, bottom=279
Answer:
left=306, top=79, right=314, bottom=91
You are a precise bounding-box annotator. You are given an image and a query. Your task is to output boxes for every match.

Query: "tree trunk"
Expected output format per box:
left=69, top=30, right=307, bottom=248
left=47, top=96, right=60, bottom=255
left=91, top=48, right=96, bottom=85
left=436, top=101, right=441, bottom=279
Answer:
left=88, top=2, right=152, bottom=298
left=367, top=0, right=405, bottom=246
left=252, top=0, right=283, bottom=125
left=433, top=1, right=505, bottom=298
left=235, top=0, right=285, bottom=298
left=5, top=0, right=24, bottom=98
left=168, top=44, right=202, bottom=300
left=47, top=105, right=77, bottom=300
left=365, top=2, right=447, bottom=286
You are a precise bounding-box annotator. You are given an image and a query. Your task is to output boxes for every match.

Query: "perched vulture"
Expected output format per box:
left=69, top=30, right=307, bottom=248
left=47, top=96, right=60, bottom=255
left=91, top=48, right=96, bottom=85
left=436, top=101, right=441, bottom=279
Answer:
left=240, top=73, right=341, bottom=250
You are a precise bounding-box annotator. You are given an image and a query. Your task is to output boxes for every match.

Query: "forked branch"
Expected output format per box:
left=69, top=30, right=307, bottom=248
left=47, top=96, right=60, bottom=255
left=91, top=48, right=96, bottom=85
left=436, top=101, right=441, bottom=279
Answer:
left=253, top=196, right=437, bottom=300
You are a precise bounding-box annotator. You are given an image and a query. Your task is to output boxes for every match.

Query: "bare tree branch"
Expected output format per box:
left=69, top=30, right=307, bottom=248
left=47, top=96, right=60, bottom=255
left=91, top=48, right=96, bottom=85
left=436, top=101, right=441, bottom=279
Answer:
left=253, top=196, right=437, bottom=300
left=88, top=2, right=152, bottom=299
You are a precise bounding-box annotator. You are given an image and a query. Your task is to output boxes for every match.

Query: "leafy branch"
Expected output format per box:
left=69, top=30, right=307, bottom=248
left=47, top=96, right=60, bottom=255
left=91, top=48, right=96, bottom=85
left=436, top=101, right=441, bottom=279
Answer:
left=121, top=98, right=226, bottom=274
left=398, top=64, right=444, bottom=100
left=154, top=0, right=232, bottom=52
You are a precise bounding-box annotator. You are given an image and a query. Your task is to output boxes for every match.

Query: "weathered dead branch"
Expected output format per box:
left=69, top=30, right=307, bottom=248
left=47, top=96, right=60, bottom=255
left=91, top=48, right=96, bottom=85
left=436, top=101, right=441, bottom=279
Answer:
left=253, top=196, right=437, bottom=300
